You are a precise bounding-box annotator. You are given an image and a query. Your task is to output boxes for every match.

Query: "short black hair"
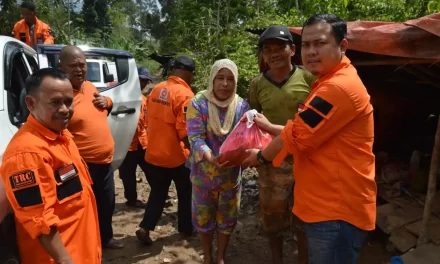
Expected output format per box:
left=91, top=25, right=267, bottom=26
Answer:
left=25, top=68, right=69, bottom=97
left=302, top=14, right=347, bottom=44
left=21, top=1, right=36, bottom=11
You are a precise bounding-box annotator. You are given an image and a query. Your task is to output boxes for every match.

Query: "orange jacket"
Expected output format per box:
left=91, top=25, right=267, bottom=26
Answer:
left=129, top=95, right=148, bottom=151
left=145, top=76, right=194, bottom=168
left=12, top=18, right=54, bottom=48
left=0, top=115, right=101, bottom=264
left=280, top=56, right=376, bottom=231
left=69, top=81, right=115, bottom=164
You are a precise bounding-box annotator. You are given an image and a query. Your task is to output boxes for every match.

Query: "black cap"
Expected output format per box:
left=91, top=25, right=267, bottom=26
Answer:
left=259, top=25, right=293, bottom=48
left=21, top=1, right=36, bottom=11
left=172, top=55, right=195, bottom=73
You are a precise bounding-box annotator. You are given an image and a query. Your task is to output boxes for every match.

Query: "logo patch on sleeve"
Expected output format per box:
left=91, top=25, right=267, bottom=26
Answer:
left=9, top=170, right=36, bottom=189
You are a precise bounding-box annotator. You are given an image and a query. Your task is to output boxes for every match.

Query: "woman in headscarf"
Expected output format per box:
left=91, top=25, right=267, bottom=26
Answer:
left=186, top=59, right=250, bottom=264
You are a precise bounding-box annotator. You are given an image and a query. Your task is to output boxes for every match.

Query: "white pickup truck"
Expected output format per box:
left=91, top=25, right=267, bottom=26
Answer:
left=0, top=36, right=142, bottom=223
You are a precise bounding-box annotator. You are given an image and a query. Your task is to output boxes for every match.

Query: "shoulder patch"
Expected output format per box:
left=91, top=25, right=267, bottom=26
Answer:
left=309, top=96, right=333, bottom=116
left=298, top=108, right=323, bottom=129
left=9, top=170, right=36, bottom=189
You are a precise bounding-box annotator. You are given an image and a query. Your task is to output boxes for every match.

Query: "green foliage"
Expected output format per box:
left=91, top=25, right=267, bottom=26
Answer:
left=427, top=0, right=440, bottom=12
left=0, top=0, right=437, bottom=93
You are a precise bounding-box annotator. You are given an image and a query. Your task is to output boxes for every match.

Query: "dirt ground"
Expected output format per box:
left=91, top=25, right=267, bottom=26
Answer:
left=101, top=168, right=393, bottom=264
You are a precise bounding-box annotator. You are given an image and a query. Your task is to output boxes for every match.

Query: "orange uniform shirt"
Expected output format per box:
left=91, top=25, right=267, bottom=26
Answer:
left=128, top=95, right=148, bottom=151
left=280, top=56, right=376, bottom=231
left=69, top=81, right=114, bottom=164
left=12, top=18, right=54, bottom=49
left=0, top=115, right=101, bottom=264
left=146, top=76, right=194, bottom=168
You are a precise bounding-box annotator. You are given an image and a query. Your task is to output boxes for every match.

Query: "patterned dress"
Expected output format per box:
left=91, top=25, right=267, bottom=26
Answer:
left=186, top=92, right=250, bottom=234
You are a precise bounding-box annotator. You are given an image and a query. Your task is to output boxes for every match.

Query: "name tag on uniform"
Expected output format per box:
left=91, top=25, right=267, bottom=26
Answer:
left=55, top=163, right=78, bottom=183
left=19, top=33, right=26, bottom=42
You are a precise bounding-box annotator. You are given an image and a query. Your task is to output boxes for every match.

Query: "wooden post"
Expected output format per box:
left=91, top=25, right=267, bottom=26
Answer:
left=417, top=117, right=440, bottom=246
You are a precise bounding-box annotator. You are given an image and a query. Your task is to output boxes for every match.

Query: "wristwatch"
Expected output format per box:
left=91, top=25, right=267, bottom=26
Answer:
left=257, top=150, right=271, bottom=164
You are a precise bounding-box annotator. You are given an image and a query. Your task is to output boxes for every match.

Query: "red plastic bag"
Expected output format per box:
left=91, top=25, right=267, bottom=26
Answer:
left=219, top=110, right=273, bottom=166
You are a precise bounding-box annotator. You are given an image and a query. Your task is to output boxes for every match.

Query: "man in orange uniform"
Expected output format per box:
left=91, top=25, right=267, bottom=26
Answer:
left=58, top=46, right=124, bottom=249
left=0, top=68, right=101, bottom=264
left=12, top=2, right=54, bottom=49
left=136, top=56, right=195, bottom=245
left=118, top=67, right=152, bottom=208
left=244, top=14, right=376, bottom=263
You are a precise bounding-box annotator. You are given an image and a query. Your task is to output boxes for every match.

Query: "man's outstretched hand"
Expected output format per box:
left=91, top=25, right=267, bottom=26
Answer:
left=93, top=92, right=108, bottom=109
left=253, top=113, right=273, bottom=132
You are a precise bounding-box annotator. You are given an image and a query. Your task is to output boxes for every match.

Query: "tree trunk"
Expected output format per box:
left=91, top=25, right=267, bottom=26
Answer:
left=417, top=117, right=440, bottom=246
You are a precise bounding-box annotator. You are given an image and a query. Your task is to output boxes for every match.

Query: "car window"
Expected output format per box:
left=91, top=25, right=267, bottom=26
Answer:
left=5, top=48, right=32, bottom=126
left=107, top=63, right=118, bottom=82
left=86, top=62, right=101, bottom=82
left=26, top=54, right=38, bottom=72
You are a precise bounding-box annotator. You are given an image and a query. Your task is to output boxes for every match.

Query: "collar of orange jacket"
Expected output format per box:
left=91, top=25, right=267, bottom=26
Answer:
left=168, top=76, right=192, bottom=91
left=26, top=114, right=73, bottom=141
left=313, top=56, right=351, bottom=87
left=19, top=17, right=43, bottom=28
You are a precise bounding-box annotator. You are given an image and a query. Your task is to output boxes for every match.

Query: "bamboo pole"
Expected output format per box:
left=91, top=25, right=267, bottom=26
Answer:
left=417, top=117, right=440, bottom=246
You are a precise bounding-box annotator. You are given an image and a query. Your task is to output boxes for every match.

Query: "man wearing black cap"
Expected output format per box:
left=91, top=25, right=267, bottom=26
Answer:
left=12, top=1, right=54, bottom=49
left=118, top=67, right=153, bottom=208
left=136, top=56, right=195, bottom=245
left=248, top=25, right=315, bottom=264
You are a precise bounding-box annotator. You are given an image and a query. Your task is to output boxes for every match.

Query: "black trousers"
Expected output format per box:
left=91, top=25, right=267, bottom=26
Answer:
left=0, top=214, right=20, bottom=263
left=87, top=162, right=115, bottom=245
left=118, top=145, right=149, bottom=202
left=140, top=163, right=192, bottom=233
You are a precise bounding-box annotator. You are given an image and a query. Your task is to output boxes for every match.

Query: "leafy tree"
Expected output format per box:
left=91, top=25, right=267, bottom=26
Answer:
left=0, top=0, right=20, bottom=36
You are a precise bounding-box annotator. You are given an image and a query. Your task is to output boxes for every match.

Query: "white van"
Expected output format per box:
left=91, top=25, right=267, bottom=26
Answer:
left=0, top=37, right=142, bottom=222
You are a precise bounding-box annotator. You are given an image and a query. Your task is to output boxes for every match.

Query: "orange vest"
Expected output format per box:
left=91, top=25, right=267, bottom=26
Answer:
left=0, top=115, right=101, bottom=264
left=280, top=56, right=376, bottom=231
left=129, top=95, right=148, bottom=151
left=145, top=76, right=194, bottom=168
left=12, top=18, right=54, bottom=48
